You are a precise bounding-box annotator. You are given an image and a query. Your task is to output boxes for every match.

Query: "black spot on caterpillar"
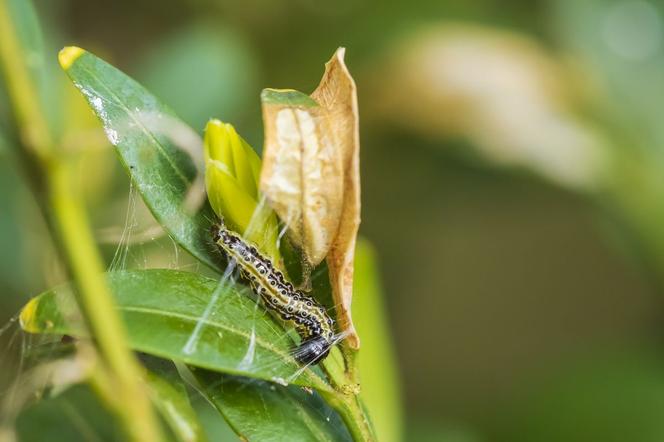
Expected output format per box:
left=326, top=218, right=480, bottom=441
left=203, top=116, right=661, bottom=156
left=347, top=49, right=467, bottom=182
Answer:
left=211, top=221, right=335, bottom=365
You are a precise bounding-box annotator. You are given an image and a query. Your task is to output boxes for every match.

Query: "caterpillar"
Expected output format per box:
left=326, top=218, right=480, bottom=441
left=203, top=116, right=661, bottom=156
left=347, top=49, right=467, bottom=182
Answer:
left=211, top=221, right=335, bottom=365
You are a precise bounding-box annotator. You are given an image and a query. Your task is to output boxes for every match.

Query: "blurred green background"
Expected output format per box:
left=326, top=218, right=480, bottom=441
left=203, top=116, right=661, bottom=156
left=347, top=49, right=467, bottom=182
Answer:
left=6, top=0, right=664, bottom=440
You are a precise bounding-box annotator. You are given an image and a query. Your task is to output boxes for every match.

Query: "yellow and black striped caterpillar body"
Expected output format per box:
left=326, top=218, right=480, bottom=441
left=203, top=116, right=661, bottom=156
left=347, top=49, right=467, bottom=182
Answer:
left=211, top=222, right=335, bottom=364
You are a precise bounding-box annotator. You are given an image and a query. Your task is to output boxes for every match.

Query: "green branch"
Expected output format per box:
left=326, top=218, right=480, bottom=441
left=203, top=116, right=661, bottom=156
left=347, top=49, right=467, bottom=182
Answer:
left=48, top=161, right=163, bottom=441
left=322, top=349, right=375, bottom=441
left=0, top=1, right=162, bottom=440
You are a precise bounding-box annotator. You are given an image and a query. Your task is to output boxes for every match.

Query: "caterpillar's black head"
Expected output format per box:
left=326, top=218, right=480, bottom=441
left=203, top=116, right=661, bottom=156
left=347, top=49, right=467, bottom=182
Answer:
left=294, top=336, right=331, bottom=365
left=210, top=224, right=221, bottom=242
left=210, top=219, right=226, bottom=243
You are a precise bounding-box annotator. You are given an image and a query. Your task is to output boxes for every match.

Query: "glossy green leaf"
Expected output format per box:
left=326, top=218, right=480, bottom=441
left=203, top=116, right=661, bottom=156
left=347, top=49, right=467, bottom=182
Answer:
left=58, top=47, right=221, bottom=271
left=193, top=369, right=352, bottom=442
left=20, top=269, right=331, bottom=392
left=144, top=357, right=351, bottom=442
left=353, top=239, right=403, bottom=442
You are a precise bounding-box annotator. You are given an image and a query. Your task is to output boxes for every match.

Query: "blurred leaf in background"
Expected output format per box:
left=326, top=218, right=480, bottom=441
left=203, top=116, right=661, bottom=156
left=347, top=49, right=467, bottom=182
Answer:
left=553, top=0, right=664, bottom=151
left=0, top=157, right=43, bottom=307
left=135, top=23, right=259, bottom=131
left=353, top=239, right=402, bottom=442
left=368, top=23, right=608, bottom=192
left=15, top=384, right=122, bottom=442
left=494, top=351, right=664, bottom=442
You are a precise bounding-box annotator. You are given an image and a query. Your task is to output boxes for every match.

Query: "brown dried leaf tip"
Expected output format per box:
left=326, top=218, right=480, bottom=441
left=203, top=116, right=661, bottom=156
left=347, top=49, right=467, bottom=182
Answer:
left=260, top=48, right=361, bottom=349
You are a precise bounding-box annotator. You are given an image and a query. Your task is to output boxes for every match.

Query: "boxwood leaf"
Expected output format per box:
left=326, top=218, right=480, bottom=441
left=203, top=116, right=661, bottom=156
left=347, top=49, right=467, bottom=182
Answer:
left=15, top=384, right=124, bottom=442
left=193, top=369, right=352, bottom=442
left=58, top=46, right=221, bottom=271
left=19, top=269, right=332, bottom=392
left=144, top=357, right=351, bottom=442
left=144, top=368, right=209, bottom=442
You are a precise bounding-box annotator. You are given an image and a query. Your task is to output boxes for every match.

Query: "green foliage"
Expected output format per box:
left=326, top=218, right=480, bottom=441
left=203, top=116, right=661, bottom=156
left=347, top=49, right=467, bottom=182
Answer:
left=143, top=367, right=209, bottom=442
left=203, top=119, right=280, bottom=261
left=495, top=353, right=664, bottom=442
left=1, top=0, right=401, bottom=437
left=195, top=371, right=352, bottom=441
left=15, top=385, right=124, bottom=442
left=3, top=21, right=394, bottom=441
left=135, top=25, right=259, bottom=130
left=61, top=47, right=221, bottom=271
left=353, top=240, right=402, bottom=442
left=21, top=269, right=330, bottom=391
left=261, top=88, right=319, bottom=107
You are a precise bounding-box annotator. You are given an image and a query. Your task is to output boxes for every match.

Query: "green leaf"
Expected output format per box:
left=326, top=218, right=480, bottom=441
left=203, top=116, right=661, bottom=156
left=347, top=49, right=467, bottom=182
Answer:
left=144, top=367, right=209, bottom=442
left=192, top=401, right=238, bottom=441
left=58, top=47, right=221, bottom=271
left=261, top=88, right=319, bottom=107
left=143, top=357, right=352, bottom=441
left=20, top=269, right=331, bottom=392
left=0, top=154, right=45, bottom=300
left=353, top=239, right=403, bottom=442
left=6, top=0, right=43, bottom=80
left=553, top=0, right=664, bottom=151
left=203, top=119, right=281, bottom=262
left=3, top=0, right=64, bottom=138
left=15, top=384, right=124, bottom=442
left=494, top=352, right=664, bottom=442
left=193, top=369, right=352, bottom=442
left=15, top=379, right=200, bottom=442
left=204, top=120, right=261, bottom=200
left=141, top=355, right=238, bottom=440
left=134, top=24, right=258, bottom=129
left=551, top=1, right=664, bottom=277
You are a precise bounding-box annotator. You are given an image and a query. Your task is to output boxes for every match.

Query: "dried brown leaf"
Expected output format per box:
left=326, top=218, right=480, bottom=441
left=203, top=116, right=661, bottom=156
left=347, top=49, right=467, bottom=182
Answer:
left=259, top=48, right=361, bottom=349
left=312, top=48, right=361, bottom=349
left=260, top=90, right=344, bottom=266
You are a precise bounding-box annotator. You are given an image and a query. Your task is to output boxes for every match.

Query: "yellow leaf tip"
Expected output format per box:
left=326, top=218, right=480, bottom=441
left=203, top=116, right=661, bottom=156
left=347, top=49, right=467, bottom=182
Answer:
left=207, top=118, right=236, bottom=131
left=59, top=46, right=84, bottom=70
left=19, top=297, right=40, bottom=333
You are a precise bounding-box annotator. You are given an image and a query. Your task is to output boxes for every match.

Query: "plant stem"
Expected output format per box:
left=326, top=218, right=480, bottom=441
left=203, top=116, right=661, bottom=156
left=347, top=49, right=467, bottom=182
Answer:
left=322, top=349, right=375, bottom=441
left=49, top=161, right=162, bottom=441
left=320, top=389, right=374, bottom=442
left=0, top=1, right=162, bottom=440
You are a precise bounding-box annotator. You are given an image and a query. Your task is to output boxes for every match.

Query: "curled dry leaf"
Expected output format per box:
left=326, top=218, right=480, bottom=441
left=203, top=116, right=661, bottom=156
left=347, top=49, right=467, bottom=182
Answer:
left=312, top=48, right=361, bottom=350
left=260, top=89, right=344, bottom=267
left=260, top=48, right=361, bottom=349
left=370, top=24, right=605, bottom=191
